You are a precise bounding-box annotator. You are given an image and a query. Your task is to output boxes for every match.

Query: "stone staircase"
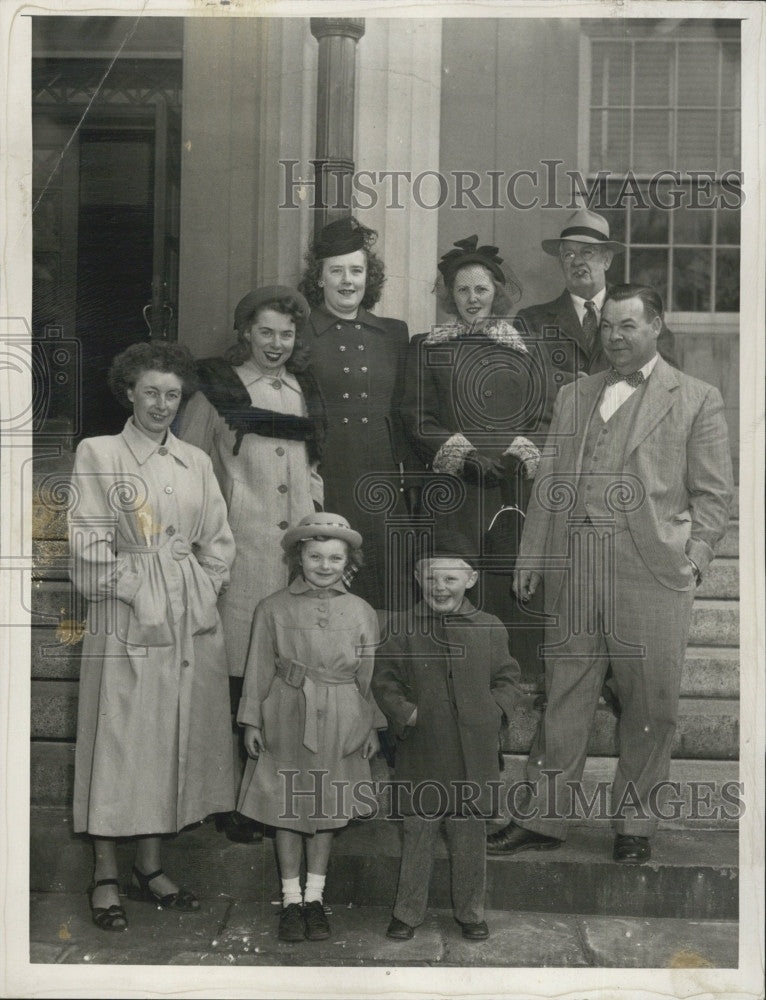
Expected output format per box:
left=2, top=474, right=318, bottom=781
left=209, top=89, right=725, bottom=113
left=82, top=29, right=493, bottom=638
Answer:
left=29, top=449, right=740, bottom=920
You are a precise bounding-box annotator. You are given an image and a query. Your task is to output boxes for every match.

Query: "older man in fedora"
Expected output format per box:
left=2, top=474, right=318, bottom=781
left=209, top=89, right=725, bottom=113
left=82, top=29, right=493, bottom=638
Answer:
left=515, top=209, right=676, bottom=377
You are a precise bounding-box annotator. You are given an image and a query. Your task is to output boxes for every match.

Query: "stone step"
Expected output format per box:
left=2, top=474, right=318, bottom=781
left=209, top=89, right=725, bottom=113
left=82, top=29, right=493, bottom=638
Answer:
left=29, top=805, right=738, bottom=920
left=697, top=557, right=738, bottom=599
left=31, top=688, right=739, bottom=761
left=498, top=755, right=740, bottom=829
left=681, top=646, right=739, bottom=698
left=688, top=599, right=739, bottom=647
left=717, top=523, right=738, bottom=558
left=30, top=628, right=741, bottom=700
left=502, top=697, right=738, bottom=759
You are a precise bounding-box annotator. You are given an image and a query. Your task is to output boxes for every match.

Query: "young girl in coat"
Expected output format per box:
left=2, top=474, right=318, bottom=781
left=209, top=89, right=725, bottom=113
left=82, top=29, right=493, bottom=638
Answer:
left=236, top=513, right=380, bottom=942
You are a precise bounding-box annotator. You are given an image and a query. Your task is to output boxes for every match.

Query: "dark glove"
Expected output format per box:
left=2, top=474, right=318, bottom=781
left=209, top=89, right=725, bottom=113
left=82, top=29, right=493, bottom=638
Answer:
left=462, top=450, right=505, bottom=486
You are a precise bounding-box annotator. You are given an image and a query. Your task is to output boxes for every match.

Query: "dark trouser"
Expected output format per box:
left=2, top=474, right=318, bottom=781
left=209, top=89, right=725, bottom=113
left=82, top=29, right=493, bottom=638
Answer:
left=393, top=815, right=486, bottom=927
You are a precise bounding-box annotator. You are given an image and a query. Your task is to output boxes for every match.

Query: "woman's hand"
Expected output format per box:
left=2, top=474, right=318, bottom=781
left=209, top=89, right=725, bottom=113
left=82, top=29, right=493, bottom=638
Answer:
left=243, top=725, right=264, bottom=758
left=361, top=728, right=380, bottom=759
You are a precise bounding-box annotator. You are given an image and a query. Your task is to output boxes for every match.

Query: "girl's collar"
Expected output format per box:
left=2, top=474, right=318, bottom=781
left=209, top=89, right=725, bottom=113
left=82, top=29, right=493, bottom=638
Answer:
left=424, top=317, right=528, bottom=352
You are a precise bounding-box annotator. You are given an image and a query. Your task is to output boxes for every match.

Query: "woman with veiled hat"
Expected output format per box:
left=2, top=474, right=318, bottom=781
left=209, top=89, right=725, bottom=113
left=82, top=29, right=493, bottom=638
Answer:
left=401, top=236, right=561, bottom=680
left=178, top=285, right=327, bottom=842
left=298, top=216, right=412, bottom=611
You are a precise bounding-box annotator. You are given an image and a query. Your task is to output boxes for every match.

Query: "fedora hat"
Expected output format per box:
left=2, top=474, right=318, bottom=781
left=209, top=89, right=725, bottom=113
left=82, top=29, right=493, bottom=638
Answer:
left=541, top=209, right=625, bottom=257
left=234, top=285, right=311, bottom=333
left=281, top=512, right=362, bottom=552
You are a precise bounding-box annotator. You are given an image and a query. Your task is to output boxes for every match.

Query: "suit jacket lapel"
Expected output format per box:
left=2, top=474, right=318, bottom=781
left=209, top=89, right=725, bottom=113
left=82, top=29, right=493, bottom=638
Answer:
left=624, top=356, right=678, bottom=458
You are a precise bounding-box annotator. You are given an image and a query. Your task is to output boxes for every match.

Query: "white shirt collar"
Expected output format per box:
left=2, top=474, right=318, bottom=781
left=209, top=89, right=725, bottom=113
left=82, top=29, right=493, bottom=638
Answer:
left=570, top=286, right=607, bottom=320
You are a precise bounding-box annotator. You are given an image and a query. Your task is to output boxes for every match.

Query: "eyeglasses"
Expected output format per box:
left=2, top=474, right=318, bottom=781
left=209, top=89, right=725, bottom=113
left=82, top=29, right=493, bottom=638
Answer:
left=559, top=246, right=601, bottom=262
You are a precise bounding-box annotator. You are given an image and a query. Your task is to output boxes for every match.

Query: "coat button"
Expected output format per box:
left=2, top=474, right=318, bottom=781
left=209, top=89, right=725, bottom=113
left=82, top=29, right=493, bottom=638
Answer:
left=343, top=367, right=350, bottom=374
left=271, top=379, right=282, bottom=389
left=358, top=344, right=365, bottom=351
left=158, top=446, right=168, bottom=456
left=339, top=345, right=347, bottom=352
left=484, top=389, right=493, bottom=397
left=354, top=324, right=361, bottom=330
left=318, top=620, right=328, bottom=628
left=336, top=324, right=341, bottom=330
left=166, top=525, right=176, bottom=536
left=481, top=360, right=489, bottom=367
left=342, top=417, right=349, bottom=424
left=361, top=366, right=368, bottom=373
left=360, top=392, right=368, bottom=399
left=278, top=484, right=288, bottom=494
left=164, top=485, right=173, bottom=494
left=276, top=446, right=285, bottom=456
left=361, top=417, right=369, bottom=424
left=343, top=393, right=350, bottom=399
left=181, top=660, right=190, bottom=668
left=278, top=520, right=289, bottom=529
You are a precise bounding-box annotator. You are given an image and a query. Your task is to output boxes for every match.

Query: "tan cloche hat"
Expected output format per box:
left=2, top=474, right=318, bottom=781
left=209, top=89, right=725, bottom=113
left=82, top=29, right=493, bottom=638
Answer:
left=541, top=209, right=625, bottom=256
left=281, top=512, right=363, bottom=551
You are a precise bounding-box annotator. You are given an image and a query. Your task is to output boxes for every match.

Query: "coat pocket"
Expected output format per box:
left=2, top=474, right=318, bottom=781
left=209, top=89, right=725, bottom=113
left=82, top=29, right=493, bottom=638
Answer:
left=340, top=688, right=374, bottom=757
left=260, top=679, right=299, bottom=763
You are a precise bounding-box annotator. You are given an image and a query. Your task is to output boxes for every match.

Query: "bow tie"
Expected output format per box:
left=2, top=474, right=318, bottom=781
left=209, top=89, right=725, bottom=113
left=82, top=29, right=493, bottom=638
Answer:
left=605, top=368, right=645, bottom=388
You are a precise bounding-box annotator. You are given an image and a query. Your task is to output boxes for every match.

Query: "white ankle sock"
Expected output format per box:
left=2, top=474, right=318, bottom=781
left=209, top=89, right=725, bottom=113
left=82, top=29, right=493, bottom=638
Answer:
left=303, top=872, right=325, bottom=904
left=281, top=876, right=302, bottom=907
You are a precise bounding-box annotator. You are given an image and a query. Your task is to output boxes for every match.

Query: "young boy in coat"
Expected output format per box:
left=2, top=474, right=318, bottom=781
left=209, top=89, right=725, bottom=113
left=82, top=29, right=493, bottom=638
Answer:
left=372, top=538, right=522, bottom=941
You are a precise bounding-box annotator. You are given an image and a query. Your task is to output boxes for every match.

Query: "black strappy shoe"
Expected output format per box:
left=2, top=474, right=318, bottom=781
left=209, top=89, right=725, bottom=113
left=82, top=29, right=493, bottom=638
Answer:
left=87, top=878, right=128, bottom=932
left=127, top=866, right=200, bottom=911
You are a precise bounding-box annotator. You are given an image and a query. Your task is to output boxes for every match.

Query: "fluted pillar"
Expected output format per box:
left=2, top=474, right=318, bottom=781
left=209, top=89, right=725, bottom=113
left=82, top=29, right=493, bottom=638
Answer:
left=310, top=18, right=365, bottom=230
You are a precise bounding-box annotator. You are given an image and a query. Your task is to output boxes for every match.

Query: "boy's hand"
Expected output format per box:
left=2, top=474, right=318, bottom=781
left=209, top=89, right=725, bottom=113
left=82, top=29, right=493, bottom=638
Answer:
left=244, top=725, right=263, bottom=758
left=361, top=728, right=380, bottom=759
left=406, top=706, right=418, bottom=726
left=514, top=569, right=541, bottom=601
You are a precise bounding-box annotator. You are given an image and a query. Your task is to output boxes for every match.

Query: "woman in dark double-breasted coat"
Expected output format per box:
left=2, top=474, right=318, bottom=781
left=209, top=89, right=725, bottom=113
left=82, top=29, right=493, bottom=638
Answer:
left=401, top=236, right=562, bottom=681
left=299, top=217, right=412, bottom=611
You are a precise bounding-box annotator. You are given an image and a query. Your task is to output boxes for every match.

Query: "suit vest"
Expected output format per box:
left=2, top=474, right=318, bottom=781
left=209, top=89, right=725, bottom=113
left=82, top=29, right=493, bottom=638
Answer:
left=571, top=381, right=648, bottom=534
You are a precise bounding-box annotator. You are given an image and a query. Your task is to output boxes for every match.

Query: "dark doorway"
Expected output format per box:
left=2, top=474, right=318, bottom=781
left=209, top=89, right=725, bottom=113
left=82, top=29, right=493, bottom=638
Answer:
left=76, top=128, right=155, bottom=437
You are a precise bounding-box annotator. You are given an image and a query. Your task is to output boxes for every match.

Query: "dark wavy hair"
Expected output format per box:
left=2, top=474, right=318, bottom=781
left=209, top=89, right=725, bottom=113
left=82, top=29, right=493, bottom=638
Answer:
left=225, top=296, right=310, bottom=371
left=603, top=283, right=664, bottom=322
left=286, top=535, right=364, bottom=582
left=108, top=341, right=199, bottom=410
left=436, top=263, right=522, bottom=321
left=298, top=248, right=386, bottom=311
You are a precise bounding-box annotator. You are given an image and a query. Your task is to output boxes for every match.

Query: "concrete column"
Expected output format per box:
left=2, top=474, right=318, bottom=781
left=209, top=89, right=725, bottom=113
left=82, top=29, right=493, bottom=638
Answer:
left=354, top=20, right=443, bottom=336
left=310, top=18, right=365, bottom=230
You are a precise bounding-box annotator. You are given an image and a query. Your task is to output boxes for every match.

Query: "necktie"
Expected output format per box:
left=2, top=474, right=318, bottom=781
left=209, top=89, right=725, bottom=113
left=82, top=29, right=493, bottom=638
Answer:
left=604, top=368, right=645, bottom=388
left=581, top=300, right=598, bottom=355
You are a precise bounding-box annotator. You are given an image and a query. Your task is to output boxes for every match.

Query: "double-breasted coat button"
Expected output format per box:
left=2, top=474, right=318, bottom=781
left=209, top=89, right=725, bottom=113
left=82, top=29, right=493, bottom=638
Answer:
left=361, top=366, right=368, bottom=373
left=278, top=520, right=289, bottom=529
left=354, top=324, right=361, bottom=330
left=343, top=393, right=350, bottom=399
left=166, top=525, right=176, bottom=536
left=343, top=366, right=350, bottom=373
left=335, top=324, right=342, bottom=330
left=484, top=389, right=493, bottom=397
left=278, top=484, right=288, bottom=494
left=360, top=392, right=368, bottom=399
left=181, top=659, right=190, bottom=668
left=481, top=359, right=489, bottom=367
left=342, top=417, right=349, bottom=424
left=164, top=485, right=173, bottom=494
left=339, top=345, right=347, bottom=352
left=158, top=446, right=168, bottom=456
left=362, top=417, right=369, bottom=424
left=276, top=446, right=285, bottom=456
left=358, top=345, right=365, bottom=351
